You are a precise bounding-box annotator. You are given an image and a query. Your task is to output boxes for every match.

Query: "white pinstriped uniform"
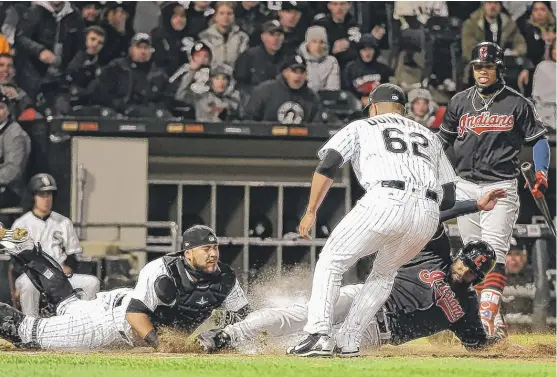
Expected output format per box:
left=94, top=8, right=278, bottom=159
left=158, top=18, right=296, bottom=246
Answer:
left=303, top=113, right=457, bottom=349
left=16, top=258, right=248, bottom=350
left=12, top=212, right=101, bottom=316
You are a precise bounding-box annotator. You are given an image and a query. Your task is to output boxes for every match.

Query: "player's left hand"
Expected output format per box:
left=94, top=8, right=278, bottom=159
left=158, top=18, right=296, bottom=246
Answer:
left=298, top=211, right=316, bottom=240
left=525, top=171, right=548, bottom=198
left=476, top=189, right=507, bottom=211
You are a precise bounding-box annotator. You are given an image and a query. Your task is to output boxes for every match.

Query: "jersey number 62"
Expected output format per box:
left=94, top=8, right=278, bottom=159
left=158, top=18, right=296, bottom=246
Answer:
left=382, top=128, right=430, bottom=161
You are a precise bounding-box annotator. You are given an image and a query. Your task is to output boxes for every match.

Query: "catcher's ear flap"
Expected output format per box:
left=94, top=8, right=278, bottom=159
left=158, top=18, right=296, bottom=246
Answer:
left=440, top=182, right=456, bottom=211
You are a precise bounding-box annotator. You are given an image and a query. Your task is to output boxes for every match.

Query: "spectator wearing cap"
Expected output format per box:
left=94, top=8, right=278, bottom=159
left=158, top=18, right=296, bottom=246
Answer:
left=234, top=20, right=287, bottom=93
left=0, top=93, right=31, bottom=208
left=199, top=2, right=249, bottom=69
left=532, top=39, right=556, bottom=130
left=343, top=34, right=393, bottom=107
left=313, top=1, right=361, bottom=70
left=92, top=33, right=173, bottom=117
left=405, top=88, right=439, bottom=128
left=244, top=54, right=321, bottom=124
left=185, top=64, right=241, bottom=122
left=151, top=1, right=193, bottom=76
left=502, top=237, right=534, bottom=317
left=15, top=1, right=84, bottom=99
left=186, top=1, right=215, bottom=40
left=0, top=53, right=33, bottom=119
left=276, top=1, right=306, bottom=55
left=518, top=1, right=556, bottom=66
left=298, top=26, right=340, bottom=92
left=55, top=26, right=105, bottom=113
left=235, top=1, right=272, bottom=39
left=98, top=1, right=135, bottom=66
left=172, top=41, right=213, bottom=102
left=76, top=1, right=102, bottom=27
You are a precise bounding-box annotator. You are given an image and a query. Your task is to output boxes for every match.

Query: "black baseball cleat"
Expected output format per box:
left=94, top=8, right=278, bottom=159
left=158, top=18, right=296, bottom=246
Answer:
left=0, top=303, right=25, bottom=346
left=286, top=334, right=334, bottom=357
left=197, top=329, right=232, bottom=353
left=334, top=345, right=361, bottom=358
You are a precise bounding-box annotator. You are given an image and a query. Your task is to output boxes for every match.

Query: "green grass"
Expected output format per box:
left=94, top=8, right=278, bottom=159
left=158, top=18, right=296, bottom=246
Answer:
left=0, top=354, right=554, bottom=377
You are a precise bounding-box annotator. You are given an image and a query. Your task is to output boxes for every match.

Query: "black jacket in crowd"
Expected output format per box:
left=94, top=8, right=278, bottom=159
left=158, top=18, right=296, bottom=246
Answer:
left=343, top=53, right=393, bottom=97
left=233, top=45, right=287, bottom=91
left=235, top=3, right=272, bottom=40
left=15, top=3, right=84, bottom=97
left=65, top=50, right=102, bottom=103
left=151, top=3, right=195, bottom=76
left=185, top=5, right=214, bottom=39
left=98, top=21, right=135, bottom=67
left=244, top=74, right=321, bottom=123
left=92, top=57, right=173, bottom=116
left=313, top=12, right=361, bottom=69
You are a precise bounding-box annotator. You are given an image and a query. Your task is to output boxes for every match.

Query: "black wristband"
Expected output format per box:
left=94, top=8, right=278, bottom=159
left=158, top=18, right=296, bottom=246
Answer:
left=144, top=329, right=159, bottom=348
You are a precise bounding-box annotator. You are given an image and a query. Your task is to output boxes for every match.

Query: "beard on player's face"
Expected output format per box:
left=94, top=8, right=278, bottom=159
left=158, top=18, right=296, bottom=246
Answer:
left=450, top=259, right=476, bottom=285
left=185, top=245, right=219, bottom=274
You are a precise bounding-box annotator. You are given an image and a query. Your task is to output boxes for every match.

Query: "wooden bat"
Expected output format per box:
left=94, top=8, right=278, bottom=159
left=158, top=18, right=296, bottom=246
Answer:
left=521, top=162, right=556, bottom=238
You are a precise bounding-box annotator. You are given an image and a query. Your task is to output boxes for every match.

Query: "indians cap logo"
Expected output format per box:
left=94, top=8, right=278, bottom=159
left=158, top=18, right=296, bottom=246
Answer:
left=479, top=45, right=488, bottom=60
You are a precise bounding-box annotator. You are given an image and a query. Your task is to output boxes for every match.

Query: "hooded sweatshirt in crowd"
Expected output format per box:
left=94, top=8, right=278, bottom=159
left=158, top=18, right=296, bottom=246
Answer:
left=297, top=26, right=340, bottom=92
left=151, top=2, right=195, bottom=76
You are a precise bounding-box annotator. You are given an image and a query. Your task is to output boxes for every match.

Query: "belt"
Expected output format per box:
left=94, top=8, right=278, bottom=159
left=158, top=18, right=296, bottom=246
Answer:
left=381, top=180, right=438, bottom=202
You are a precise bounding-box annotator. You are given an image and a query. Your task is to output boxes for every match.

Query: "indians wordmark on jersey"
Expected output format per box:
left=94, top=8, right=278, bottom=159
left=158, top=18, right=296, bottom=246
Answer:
left=458, top=111, right=515, bottom=137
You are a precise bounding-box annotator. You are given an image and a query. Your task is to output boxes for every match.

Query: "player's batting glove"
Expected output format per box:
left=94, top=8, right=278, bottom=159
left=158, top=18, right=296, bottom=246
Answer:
left=526, top=171, right=548, bottom=198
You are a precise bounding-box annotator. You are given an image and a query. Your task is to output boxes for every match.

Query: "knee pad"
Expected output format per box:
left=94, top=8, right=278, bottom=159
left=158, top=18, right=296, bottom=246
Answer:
left=16, top=244, right=74, bottom=306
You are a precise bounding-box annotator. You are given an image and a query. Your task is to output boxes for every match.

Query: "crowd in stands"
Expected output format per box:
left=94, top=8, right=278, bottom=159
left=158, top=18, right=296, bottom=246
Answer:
left=0, top=1, right=555, bottom=209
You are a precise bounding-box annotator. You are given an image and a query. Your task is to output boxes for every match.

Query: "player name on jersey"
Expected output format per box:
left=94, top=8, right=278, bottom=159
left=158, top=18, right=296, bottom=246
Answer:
left=458, top=112, right=515, bottom=137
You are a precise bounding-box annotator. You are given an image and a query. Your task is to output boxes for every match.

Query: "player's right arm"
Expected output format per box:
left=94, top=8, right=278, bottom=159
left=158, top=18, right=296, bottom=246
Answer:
left=437, top=97, right=460, bottom=150
left=299, top=123, right=357, bottom=239
left=450, top=290, right=501, bottom=350
left=126, top=260, right=176, bottom=348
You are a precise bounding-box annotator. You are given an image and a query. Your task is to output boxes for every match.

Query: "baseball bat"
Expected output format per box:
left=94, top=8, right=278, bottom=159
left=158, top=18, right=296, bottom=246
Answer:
left=521, top=162, right=556, bottom=238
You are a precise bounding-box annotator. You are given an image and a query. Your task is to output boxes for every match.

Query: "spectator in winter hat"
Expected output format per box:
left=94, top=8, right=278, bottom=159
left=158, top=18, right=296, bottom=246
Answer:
left=405, top=88, right=439, bottom=128
left=298, top=25, right=340, bottom=92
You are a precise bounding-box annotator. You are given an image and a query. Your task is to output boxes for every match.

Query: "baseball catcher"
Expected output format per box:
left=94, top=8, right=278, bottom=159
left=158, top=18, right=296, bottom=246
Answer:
left=0, top=225, right=249, bottom=350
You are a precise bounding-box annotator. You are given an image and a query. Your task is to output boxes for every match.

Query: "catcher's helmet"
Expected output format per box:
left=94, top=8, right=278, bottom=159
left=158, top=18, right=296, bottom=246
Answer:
left=28, top=173, right=57, bottom=194
left=454, top=240, right=496, bottom=285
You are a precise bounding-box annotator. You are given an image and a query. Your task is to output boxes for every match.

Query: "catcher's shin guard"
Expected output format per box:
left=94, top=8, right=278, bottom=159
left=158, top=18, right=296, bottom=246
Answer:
left=475, top=263, right=507, bottom=337
left=3, top=230, right=75, bottom=307
left=0, top=303, right=25, bottom=345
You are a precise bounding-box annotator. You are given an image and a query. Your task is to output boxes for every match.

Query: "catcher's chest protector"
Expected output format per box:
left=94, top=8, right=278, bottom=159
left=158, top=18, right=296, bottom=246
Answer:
left=151, top=256, right=236, bottom=331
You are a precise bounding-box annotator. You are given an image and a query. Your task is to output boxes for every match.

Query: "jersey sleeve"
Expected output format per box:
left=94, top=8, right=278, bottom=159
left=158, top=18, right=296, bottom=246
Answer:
left=437, top=98, right=460, bottom=147
left=518, top=98, right=547, bottom=143
left=129, top=260, right=170, bottom=313
left=221, top=279, right=249, bottom=312
left=63, top=219, right=82, bottom=256
left=317, top=123, right=357, bottom=165
left=437, top=142, right=457, bottom=184
left=449, top=290, right=489, bottom=349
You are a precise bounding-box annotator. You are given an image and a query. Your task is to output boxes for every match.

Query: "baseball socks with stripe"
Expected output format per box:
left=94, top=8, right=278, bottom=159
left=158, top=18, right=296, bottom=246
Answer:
left=474, top=263, right=507, bottom=338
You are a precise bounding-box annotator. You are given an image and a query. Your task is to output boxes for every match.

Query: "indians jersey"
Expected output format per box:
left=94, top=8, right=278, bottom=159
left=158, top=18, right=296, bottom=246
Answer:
left=320, top=113, right=456, bottom=197
left=12, top=211, right=81, bottom=265
left=385, top=245, right=487, bottom=347
left=438, top=85, right=547, bottom=182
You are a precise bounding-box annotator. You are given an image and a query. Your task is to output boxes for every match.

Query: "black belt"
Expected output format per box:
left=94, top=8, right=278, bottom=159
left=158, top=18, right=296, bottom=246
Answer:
left=381, top=180, right=438, bottom=202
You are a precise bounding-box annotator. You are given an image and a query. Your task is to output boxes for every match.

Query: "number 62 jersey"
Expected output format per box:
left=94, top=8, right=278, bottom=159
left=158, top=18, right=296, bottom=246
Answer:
left=319, top=113, right=457, bottom=198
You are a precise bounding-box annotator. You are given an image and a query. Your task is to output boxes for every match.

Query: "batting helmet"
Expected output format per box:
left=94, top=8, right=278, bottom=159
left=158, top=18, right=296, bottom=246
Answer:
left=470, top=41, right=506, bottom=81
left=454, top=240, right=496, bottom=285
left=362, top=83, right=407, bottom=114
left=28, top=173, right=57, bottom=194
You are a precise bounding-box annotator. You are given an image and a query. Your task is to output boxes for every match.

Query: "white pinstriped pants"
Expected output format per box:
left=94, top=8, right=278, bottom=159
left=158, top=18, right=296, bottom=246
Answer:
left=304, top=185, right=439, bottom=348
left=17, top=288, right=135, bottom=350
